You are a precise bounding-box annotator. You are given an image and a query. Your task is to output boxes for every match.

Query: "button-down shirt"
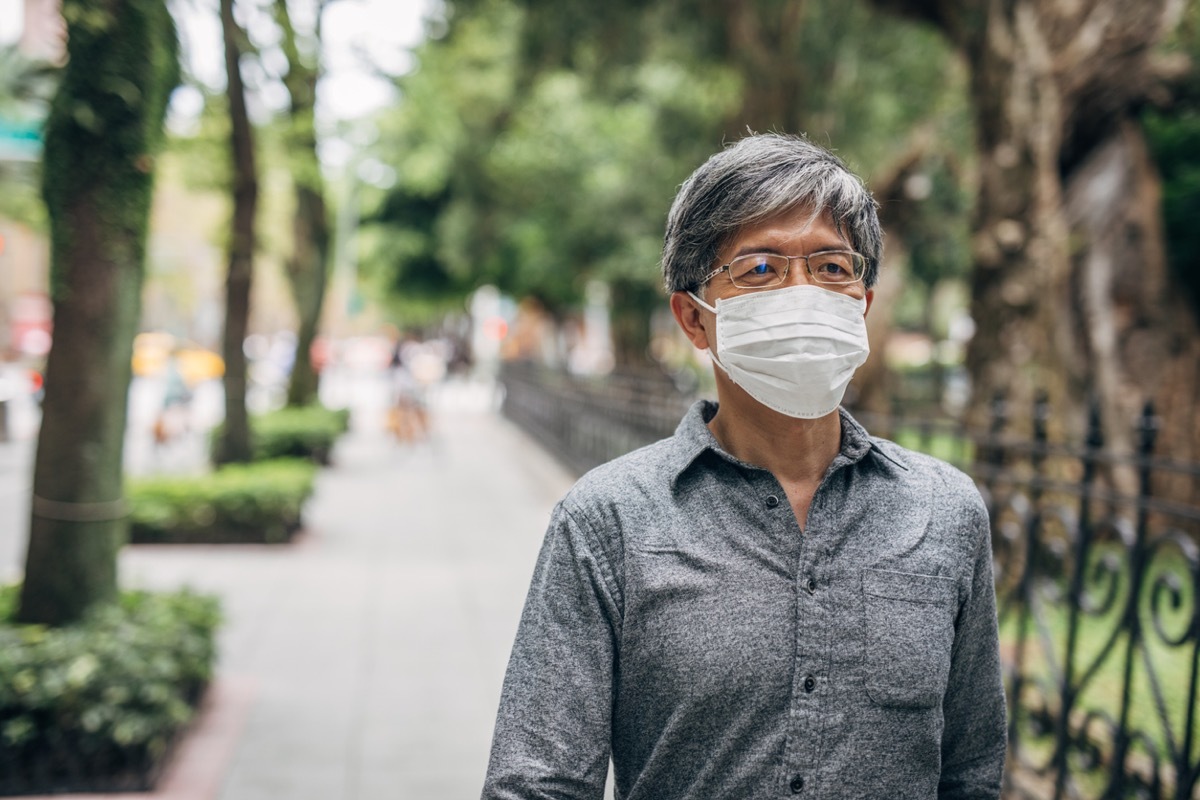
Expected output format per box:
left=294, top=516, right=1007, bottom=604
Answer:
left=483, top=401, right=1006, bottom=799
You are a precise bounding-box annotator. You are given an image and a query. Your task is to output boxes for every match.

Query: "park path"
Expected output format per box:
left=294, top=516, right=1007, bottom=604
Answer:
left=48, top=379, right=575, bottom=800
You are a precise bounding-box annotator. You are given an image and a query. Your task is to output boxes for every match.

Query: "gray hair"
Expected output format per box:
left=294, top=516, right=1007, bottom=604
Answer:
left=661, top=133, right=883, bottom=293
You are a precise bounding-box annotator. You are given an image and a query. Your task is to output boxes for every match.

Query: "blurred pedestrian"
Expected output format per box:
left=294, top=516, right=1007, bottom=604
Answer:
left=483, top=133, right=1006, bottom=799
left=153, top=352, right=192, bottom=448
left=386, top=335, right=430, bottom=443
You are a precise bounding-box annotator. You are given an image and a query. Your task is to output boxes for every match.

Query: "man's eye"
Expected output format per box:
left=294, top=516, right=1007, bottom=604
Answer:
left=813, top=256, right=852, bottom=279
left=730, top=254, right=784, bottom=285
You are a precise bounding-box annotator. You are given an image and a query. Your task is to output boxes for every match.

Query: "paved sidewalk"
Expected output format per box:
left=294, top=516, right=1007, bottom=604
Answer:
left=113, top=384, right=576, bottom=800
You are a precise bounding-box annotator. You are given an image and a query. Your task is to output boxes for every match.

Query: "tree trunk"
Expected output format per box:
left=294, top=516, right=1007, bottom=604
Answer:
left=872, top=0, right=1195, bottom=454
left=17, top=0, right=178, bottom=626
left=285, top=184, right=330, bottom=407
left=275, top=0, right=331, bottom=408
left=214, top=0, right=259, bottom=466
left=1064, top=120, right=1200, bottom=505
left=959, top=0, right=1074, bottom=433
left=719, top=0, right=811, bottom=134
left=609, top=279, right=658, bottom=367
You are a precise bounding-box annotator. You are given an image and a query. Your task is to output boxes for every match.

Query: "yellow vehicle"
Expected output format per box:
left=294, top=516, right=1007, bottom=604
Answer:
left=132, top=332, right=225, bottom=386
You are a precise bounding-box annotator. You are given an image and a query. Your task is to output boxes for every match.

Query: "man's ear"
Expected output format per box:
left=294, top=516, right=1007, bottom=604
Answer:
left=863, top=288, right=874, bottom=317
left=670, top=291, right=712, bottom=350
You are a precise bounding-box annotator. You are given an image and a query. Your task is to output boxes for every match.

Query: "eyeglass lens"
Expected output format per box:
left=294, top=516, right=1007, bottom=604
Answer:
left=728, top=252, right=862, bottom=288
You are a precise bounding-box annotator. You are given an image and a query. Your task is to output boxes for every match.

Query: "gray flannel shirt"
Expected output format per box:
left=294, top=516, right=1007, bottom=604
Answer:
left=483, top=400, right=1006, bottom=799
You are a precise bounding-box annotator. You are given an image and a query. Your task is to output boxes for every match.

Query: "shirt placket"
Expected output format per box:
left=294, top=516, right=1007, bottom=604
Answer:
left=778, top=455, right=854, bottom=798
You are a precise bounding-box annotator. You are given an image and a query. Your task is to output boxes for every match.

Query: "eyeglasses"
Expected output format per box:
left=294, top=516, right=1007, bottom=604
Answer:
left=698, top=250, right=866, bottom=291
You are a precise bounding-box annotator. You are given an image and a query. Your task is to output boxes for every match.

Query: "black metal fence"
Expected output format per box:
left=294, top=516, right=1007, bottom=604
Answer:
left=499, top=361, right=1200, bottom=800
left=499, top=361, right=694, bottom=476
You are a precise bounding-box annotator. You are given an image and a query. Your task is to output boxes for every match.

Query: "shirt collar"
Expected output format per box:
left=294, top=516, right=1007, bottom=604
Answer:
left=668, top=400, right=885, bottom=491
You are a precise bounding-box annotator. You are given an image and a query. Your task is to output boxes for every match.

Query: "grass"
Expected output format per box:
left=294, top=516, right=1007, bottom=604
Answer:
left=998, top=545, right=1197, bottom=794
left=890, top=413, right=1200, bottom=795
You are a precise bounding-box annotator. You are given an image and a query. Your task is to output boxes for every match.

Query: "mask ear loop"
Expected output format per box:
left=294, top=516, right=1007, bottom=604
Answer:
left=686, top=291, right=731, bottom=376
left=687, top=290, right=718, bottom=315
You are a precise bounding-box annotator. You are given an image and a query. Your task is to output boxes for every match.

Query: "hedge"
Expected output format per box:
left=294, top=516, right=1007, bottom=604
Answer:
left=129, top=458, right=318, bottom=544
left=212, top=404, right=351, bottom=465
left=0, top=587, right=220, bottom=795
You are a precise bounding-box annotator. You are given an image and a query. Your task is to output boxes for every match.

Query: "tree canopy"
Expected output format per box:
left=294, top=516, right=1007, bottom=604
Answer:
left=358, top=0, right=972, bottom=358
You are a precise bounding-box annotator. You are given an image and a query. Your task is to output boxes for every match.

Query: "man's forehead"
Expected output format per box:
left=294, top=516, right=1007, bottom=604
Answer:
left=720, top=206, right=847, bottom=253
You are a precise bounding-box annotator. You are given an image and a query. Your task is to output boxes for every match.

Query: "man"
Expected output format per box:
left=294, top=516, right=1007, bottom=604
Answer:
left=482, top=133, right=1006, bottom=799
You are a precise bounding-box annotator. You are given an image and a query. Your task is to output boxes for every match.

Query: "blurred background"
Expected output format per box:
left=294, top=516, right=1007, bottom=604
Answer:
left=0, top=0, right=1198, bottom=798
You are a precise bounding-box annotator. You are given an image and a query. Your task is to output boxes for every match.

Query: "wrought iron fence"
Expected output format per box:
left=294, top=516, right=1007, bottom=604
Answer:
left=499, top=361, right=694, bottom=476
left=499, top=361, right=1200, bottom=799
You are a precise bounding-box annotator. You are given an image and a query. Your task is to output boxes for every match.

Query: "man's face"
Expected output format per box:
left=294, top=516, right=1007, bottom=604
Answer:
left=672, top=206, right=874, bottom=357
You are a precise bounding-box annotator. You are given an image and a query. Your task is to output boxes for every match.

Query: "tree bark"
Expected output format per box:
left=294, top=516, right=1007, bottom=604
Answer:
left=872, top=0, right=1196, bottom=457
left=719, top=0, right=812, bottom=134
left=959, top=0, right=1075, bottom=432
left=17, top=0, right=178, bottom=625
left=275, top=0, right=331, bottom=408
left=609, top=280, right=658, bottom=367
left=214, top=0, right=259, bottom=466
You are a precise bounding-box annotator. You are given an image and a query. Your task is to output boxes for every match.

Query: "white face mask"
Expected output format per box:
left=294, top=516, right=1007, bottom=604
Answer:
left=688, top=284, right=870, bottom=419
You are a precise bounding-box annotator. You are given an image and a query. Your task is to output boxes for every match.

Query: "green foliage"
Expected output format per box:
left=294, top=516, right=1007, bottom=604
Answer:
left=128, top=458, right=318, bottom=544
left=251, top=404, right=350, bottom=463
left=166, top=87, right=233, bottom=193
left=484, top=63, right=736, bottom=305
left=361, top=0, right=971, bottom=348
left=356, top=0, right=523, bottom=314
left=0, top=45, right=58, bottom=228
left=1145, top=108, right=1200, bottom=315
left=360, top=0, right=739, bottom=323
left=0, top=586, right=219, bottom=794
left=210, top=404, right=350, bottom=464
left=898, top=155, right=974, bottom=289
left=1143, top=3, right=1200, bottom=316
left=805, top=2, right=970, bottom=173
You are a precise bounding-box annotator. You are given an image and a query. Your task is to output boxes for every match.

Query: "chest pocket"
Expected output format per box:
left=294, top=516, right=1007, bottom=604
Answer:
left=861, top=568, right=957, bottom=709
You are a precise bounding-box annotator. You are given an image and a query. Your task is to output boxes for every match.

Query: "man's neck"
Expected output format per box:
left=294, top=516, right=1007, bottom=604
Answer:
left=707, top=381, right=843, bottom=486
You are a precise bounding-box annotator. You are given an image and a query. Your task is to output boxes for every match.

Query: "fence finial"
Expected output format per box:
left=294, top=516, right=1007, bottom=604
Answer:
left=1137, top=401, right=1158, bottom=458
left=1033, top=391, right=1050, bottom=444
left=1085, top=395, right=1103, bottom=451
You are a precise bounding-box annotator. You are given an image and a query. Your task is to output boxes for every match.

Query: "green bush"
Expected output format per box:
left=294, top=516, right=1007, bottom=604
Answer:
left=129, top=458, right=318, bottom=544
left=0, top=586, right=220, bottom=795
left=212, top=405, right=351, bottom=465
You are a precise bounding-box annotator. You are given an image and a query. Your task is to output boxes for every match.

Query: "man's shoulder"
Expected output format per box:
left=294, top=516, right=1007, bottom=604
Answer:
left=863, top=437, right=991, bottom=569
left=558, top=436, right=679, bottom=527
left=867, top=436, right=985, bottom=513
left=565, top=435, right=679, bottom=499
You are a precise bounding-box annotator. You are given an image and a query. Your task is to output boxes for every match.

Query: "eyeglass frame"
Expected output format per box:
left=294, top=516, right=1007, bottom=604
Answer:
left=694, top=250, right=867, bottom=292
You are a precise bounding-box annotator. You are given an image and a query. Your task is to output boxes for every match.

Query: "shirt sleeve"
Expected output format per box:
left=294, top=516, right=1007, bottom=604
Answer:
left=481, top=500, right=621, bottom=800
left=938, top=497, right=1008, bottom=799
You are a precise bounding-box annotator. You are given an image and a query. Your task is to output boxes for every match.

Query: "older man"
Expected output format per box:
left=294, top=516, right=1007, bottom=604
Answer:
left=482, top=134, right=1006, bottom=799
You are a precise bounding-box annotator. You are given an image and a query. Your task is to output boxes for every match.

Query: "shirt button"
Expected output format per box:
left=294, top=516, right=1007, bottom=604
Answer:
left=789, top=775, right=805, bottom=793
left=806, top=577, right=817, bottom=594
left=803, top=674, right=816, bottom=693
left=765, top=495, right=780, bottom=508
